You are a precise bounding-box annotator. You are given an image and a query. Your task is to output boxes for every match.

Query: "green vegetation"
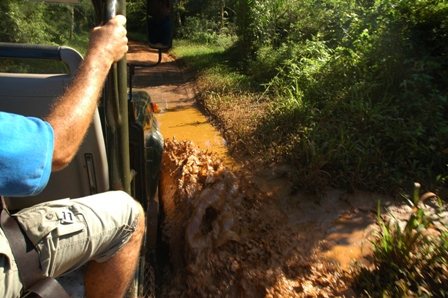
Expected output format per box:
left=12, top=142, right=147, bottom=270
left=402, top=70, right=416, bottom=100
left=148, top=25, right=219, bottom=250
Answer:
left=0, top=0, right=94, bottom=47
left=353, top=183, right=448, bottom=297
left=0, top=0, right=92, bottom=72
left=169, top=0, right=448, bottom=195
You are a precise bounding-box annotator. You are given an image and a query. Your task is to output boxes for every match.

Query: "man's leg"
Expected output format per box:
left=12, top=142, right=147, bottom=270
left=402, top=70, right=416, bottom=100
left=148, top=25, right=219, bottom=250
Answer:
left=13, top=191, right=146, bottom=297
left=84, top=202, right=144, bottom=298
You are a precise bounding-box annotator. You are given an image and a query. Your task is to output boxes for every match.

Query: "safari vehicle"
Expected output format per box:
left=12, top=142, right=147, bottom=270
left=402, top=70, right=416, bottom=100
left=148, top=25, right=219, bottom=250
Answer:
left=0, top=0, right=172, bottom=297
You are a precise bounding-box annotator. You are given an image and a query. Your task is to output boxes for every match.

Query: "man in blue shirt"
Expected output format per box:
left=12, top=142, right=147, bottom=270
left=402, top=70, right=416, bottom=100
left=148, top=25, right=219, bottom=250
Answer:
left=0, top=113, right=53, bottom=197
left=0, top=15, right=145, bottom=298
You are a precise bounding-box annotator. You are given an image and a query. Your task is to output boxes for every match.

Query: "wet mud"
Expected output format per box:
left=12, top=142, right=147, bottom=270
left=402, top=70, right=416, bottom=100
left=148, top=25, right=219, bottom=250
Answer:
left=157, top=139, right=353, bottom=297
left=126, top=42, right=406, bottom=297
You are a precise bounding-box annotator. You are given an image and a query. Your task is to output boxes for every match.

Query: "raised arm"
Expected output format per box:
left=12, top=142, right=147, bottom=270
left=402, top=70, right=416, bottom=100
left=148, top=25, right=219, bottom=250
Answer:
left=45, top=15, right=128, bottom=171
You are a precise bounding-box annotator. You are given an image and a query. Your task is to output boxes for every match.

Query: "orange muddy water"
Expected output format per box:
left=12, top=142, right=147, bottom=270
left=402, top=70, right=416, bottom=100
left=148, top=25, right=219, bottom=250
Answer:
left=155, top=108, right=235, bottom=168
left=126, top=42, right=397, bottom=297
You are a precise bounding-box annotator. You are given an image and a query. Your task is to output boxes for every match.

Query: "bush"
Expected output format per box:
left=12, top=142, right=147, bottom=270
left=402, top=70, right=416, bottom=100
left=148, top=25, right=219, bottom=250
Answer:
left=177, top=16, right=235, bottom=46
left=353, top=183, right=448, bottom=297
left=170, top=0, right=448, bottom=195
left=247, top=0, right=448, bottom=193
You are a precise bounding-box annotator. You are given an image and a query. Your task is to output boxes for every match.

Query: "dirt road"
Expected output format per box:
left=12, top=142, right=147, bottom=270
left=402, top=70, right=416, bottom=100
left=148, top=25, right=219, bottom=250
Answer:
left=126, top=41, right=404, bottom=297
left=127, top=42, right=196, bottom=110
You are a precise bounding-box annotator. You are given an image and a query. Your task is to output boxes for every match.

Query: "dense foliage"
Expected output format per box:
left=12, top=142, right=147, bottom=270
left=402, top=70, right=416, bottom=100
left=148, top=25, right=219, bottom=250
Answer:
left=0, top=0, right=95, bottom=47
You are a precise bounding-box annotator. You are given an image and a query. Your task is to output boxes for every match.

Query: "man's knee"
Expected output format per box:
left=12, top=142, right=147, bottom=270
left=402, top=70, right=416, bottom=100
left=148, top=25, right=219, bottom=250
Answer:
left=131, top=201, right=145, bottom=240
left=111, top=191, right=144, bottom=246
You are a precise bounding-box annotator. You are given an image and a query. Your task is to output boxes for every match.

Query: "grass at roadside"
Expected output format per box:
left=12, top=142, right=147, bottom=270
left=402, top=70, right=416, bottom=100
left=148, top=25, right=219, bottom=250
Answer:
left=171, top=37, right=448, bottom=196
left=353, top=184, right=448, bottom=297
left=171, top=40, right=273, bottom=160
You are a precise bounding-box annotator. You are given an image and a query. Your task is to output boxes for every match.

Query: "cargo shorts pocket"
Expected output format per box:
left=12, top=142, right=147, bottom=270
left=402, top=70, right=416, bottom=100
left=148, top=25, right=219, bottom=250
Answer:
left=12, top=199, right=86, bottom=276
left=13, top=199, right=85, bottom=246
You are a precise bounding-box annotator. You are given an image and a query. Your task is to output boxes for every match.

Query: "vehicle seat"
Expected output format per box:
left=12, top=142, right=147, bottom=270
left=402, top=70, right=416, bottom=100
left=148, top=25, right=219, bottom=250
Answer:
left=0, top=43, right=109, bottom=210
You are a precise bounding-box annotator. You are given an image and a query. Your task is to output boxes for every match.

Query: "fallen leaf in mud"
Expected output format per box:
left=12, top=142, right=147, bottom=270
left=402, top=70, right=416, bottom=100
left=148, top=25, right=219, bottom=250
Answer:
left=158, top=139, right=353, bottom=297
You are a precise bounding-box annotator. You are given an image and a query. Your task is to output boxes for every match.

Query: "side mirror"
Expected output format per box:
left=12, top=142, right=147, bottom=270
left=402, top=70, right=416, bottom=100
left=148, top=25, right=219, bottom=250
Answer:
left=146, top=0, right=172, bottom=50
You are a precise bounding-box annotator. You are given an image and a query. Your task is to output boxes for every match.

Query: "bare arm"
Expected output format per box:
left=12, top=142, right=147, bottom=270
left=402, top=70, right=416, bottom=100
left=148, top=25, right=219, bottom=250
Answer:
left=45, top=15, right=128, bottom=171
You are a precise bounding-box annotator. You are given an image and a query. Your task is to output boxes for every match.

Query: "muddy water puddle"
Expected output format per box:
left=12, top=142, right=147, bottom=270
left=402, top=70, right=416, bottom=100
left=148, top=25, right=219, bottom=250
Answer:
left=155, top=107, right=236, bottom=168
left=247, top=169, right=377, bottom=272
left=154, top=106, right=378, bottom=297
left=293, top=215, right=375, bottom=271
left=283, top=195, right=377, bottom=271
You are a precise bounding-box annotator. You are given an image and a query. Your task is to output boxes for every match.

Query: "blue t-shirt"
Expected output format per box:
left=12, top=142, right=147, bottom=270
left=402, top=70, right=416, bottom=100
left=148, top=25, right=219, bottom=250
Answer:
left=0, top=111, right=54, bottom=197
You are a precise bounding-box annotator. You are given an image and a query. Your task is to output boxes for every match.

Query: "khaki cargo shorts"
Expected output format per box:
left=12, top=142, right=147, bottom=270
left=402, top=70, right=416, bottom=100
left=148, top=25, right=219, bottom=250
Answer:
left=0, top=191, right=140, bottom=297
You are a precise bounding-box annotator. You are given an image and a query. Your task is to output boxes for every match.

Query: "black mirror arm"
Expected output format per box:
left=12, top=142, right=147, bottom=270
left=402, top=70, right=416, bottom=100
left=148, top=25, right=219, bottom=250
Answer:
left=127, top=49, right=162, bottom=101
